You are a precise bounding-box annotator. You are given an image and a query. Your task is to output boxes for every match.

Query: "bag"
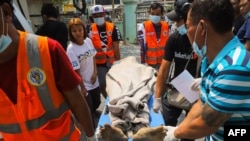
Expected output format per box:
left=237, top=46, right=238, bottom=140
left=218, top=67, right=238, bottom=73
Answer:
left=167, top=88, right=193, bottom=110
left=166, top=53, right=200, bottom=110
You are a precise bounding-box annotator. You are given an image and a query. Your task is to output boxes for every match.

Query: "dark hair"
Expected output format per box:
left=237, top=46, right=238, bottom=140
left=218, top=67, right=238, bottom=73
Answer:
left=190, top=0, right=234, bottom=34
left=149, top=2, right=164, bottom=14
left=68, top=18, right=87, bottom=42
left=0, top=0, right=14, bottom=11
left=41, top=3, right=59, bottom=18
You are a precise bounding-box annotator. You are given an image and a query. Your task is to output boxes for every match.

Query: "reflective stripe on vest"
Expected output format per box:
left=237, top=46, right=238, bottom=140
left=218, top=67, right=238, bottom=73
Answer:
left=91, top=22, right=115, bottom=64
left=26, top=34, right=55, bottom=112
left=0, top=32, right=77, bottom=140
left=26, top=34, right=71, bottom=131
left=144, top=21, right=169, bottom=65
left=0, top=123, right=20, bottom=133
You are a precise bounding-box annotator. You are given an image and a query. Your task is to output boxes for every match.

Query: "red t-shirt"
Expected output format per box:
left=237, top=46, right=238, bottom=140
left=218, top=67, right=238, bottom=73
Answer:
left=0, top=38, right=81, bottom=104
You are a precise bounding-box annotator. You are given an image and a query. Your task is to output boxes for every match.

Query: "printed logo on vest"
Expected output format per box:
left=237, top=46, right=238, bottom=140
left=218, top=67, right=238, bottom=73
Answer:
left=163, top=31, right=168, bottom=36
left=107, top=31, right=112, bottom=36
left=27, top=67, right=46, bottom=86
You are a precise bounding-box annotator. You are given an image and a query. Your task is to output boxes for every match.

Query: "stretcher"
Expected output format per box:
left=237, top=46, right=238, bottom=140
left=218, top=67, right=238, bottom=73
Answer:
left=96, top=94, right=165, bottom=141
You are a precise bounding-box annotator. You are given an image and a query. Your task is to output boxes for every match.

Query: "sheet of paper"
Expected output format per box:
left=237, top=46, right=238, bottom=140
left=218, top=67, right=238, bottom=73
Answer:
left=170, top=70, right=199, bottom=103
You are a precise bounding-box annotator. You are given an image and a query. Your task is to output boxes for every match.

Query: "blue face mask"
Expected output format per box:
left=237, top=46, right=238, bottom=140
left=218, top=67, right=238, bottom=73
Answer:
left=245, top=11, right=250, bottom=19
left=177, top=24, right=187, bottom=35
left=0, top=8, right=12, bottom=53
left=192, top=23, right=207, bottom=58
left=150, top=15, right=161, bottom=24
left=93, top=17, right=105, bottom=26
left=0, top=34, right=12, bottom=53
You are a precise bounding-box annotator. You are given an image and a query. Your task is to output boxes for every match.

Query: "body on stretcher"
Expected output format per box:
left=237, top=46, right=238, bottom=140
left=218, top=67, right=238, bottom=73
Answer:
left=96, top=94, right=165, bottom=140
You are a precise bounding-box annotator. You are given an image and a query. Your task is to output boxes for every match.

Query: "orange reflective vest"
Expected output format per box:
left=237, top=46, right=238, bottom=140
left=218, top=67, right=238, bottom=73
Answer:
left=0, top=32, right=80, bottom=141
left=144, top=21, right=169, bottom=65
left=91, top=22, right=115, bottom=64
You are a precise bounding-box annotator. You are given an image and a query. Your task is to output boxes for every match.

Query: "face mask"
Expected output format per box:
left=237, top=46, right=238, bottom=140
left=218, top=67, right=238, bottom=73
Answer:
left=177, top=24, right=187, bottom=35
left=0, top=8, right=12, bottom=53
left=192, top=23, right=207, bottom=58
left=165, top=16, right=171, bottom=23
left=150, top=15, right=161, bottom=24
left=245, top=11, right=250, bottom=19
left=93, top=17, right=105, bottom=26
left=0, top=34, right=12, bottom=53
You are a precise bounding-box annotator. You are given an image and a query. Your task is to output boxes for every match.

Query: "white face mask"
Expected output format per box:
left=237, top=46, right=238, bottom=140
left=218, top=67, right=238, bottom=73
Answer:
left=192, top=23, right=207, bottom=58
left=0, top=8, right=12, bottom=53
left=93, top=17, right=105, bottom=26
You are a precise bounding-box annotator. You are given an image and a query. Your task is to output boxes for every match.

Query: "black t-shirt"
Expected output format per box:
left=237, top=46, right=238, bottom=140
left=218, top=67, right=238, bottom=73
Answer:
left=233, top=15, right=245, bottom=35
left=164, top=31, right=198, bottom=81
left=36, top=20, right=68, bottom=51
left=153, top=23, right=162, bottom=40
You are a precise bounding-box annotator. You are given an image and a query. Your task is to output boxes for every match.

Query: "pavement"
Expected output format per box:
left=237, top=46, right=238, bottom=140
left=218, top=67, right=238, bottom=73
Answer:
left=119, top=42, right=141, bottom=62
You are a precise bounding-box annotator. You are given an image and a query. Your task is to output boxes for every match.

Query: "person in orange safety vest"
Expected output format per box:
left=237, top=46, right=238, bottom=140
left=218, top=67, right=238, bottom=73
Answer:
left=88, top=5, right=122, bottom=99
left=0, top=0, right=97, bottom=140
left=137, top=2, right=170, bottom=70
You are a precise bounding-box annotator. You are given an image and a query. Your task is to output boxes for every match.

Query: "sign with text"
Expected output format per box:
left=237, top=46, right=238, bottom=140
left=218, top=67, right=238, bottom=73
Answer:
left=224, top=125, right=250, bottom=140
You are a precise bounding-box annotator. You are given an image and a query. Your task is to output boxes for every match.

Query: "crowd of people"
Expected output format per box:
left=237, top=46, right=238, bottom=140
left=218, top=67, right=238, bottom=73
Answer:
left=0, top=0, right=250, bottom=141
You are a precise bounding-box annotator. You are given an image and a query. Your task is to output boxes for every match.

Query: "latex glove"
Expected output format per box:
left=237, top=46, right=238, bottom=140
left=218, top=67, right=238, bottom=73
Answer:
left=190, top=78, right=201, bottom=92
left=87, top=134, right=98, bottom=141
left=153, top=97, right=162, bottom=113
left=163, top=126, right=179, bottom=141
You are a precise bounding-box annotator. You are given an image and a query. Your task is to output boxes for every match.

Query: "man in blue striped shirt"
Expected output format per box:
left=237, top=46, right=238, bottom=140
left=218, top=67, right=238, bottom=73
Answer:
left=164, top=0, right=250, bottom=141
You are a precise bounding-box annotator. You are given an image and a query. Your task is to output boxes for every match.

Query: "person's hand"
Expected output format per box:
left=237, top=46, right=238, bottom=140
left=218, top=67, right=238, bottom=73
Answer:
left=80, top=84, right=87, bottom=96
left=190, top=78, right=201, bottom=92
left=163, top=126, right=179, bottom=141
left=153, top=98, right=162, bottom=113
left=86, top=134, right=98, bottom=141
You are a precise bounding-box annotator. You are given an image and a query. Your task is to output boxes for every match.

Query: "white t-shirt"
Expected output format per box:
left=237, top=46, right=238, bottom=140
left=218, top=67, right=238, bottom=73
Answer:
left=66, top=37, right=99, bottom=90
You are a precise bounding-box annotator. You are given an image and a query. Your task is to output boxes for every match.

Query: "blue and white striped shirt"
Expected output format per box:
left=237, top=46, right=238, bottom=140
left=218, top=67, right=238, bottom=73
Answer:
left=200, top=36, right=250, bottom=141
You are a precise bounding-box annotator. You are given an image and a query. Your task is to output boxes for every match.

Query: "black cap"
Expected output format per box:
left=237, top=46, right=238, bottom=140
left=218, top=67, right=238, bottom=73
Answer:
left=166, top=0, right=193, bottom=21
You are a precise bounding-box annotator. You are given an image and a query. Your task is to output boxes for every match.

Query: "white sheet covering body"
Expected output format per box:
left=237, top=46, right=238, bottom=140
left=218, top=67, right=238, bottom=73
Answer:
left=106, top=56, right=157, bottom=130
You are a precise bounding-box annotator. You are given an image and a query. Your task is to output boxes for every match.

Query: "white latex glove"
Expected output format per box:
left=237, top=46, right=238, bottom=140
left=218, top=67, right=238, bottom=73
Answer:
left=153, top=97, right=162, bottom=113
left=87, top=134, right=98, bottom=141
left=163, top=126, right=179, bottom=141
left=190, top=78, right=201, bottom=92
